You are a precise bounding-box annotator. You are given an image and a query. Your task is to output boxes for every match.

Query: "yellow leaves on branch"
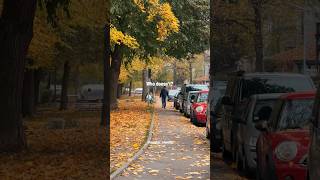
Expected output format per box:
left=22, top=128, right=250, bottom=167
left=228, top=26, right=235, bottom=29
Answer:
left=111, top=25, right=139, bottom=49
left=149, top=2, right=180, bottom=41
left=119, top=56, right=146, bottom=83
left=133, top=0, right=180, bottom=41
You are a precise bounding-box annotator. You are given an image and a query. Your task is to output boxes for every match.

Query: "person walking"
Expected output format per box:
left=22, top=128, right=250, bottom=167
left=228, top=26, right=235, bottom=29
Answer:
left=160, top=86, right=169, bottom=109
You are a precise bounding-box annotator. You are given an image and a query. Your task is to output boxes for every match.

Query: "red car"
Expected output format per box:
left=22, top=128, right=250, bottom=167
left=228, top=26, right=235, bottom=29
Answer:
left=190, top=90, right=208, bottom=125
left=255, top=91, right=315, bottom=180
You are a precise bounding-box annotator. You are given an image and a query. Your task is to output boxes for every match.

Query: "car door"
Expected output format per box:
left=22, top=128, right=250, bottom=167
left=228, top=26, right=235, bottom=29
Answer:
left=222, top=77, right=236, bottom=151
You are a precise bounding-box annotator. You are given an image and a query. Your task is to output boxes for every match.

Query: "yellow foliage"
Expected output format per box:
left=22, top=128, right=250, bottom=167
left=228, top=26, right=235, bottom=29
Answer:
left=145, top=1, right=180, bottom=41
left=111, top=25, right=140, bottom=49
left=28, top=9, right=60, bottom=69
left=133, top=0, right=180, bottom=41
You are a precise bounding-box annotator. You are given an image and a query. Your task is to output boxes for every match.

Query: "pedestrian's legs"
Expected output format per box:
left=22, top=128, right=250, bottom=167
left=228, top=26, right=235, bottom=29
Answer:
left=162, top=97, right=166, bottom=108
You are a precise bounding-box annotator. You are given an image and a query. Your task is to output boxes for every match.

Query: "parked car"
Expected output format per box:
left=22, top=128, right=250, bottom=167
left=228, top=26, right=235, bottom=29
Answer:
left=174, top=91, right=182, bottom=110
left=179, top=84, right=208, bottom=113
left=168, top=89, right=180, bottom=102
left=78, top=84, right=104, bottom=102
left=235, top=93, right=281, bottom=174
left=184, top=91, right=199, bottom=117
left=220, top=72, right=315, bottom=160
left=134, top=88, right=143, bottom=95
left=308, top=85, right=320, bottom=180
left=206, top=81, right=227, bottom=143
left=190, top=90, right=209, bottom=125
left=256, top=91, right=315, bottom=180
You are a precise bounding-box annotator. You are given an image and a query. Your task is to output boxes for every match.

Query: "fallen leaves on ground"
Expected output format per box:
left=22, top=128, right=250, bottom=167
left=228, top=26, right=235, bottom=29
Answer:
left=110, top=98, right=151, bottom=172
left=0, top=109, right=107, bottom=179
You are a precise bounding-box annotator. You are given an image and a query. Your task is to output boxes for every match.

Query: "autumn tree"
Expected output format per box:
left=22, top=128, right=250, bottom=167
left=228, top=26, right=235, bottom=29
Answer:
left=110, top=0, right=179, bottom=108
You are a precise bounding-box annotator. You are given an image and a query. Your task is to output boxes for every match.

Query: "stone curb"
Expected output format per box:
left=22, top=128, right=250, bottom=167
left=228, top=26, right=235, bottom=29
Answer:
left=110, top=106, right=155, bottom=179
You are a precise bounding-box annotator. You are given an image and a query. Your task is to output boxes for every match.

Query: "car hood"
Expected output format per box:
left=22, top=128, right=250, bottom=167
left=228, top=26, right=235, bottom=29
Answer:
left=270, top=130, right=310, bottom=150
left=192, top=102, right=207, bottom=108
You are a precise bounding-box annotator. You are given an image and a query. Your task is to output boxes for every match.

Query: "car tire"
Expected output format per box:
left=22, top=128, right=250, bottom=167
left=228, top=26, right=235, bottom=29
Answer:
left=206, top=126, right=210, bottom=139
left=211, top=135, right=221, bottom=153
left=222, top=135, right=231, bottom=160
left=236, top=147, right=243, bottom=171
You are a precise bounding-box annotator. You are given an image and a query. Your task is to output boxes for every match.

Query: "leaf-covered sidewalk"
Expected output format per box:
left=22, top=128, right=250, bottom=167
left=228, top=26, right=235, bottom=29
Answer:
left=111, top=98, right=152, bottom=172
left=115, top=100, right=210, bottom=180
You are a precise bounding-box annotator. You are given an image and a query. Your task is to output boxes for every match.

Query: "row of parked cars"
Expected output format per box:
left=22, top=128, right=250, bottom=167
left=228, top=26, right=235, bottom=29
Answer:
left=205, top=71, right=320, bottom=180
left=171, top=84, right=209, bottom=125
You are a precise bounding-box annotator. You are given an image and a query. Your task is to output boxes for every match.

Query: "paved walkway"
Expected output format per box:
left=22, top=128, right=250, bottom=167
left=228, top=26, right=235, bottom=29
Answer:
left=115, top=101, right=210, bottom=180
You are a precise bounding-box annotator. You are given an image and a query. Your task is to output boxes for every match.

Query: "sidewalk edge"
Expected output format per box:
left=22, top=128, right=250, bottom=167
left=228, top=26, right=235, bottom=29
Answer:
left=110, top=106, right=155, bottom=179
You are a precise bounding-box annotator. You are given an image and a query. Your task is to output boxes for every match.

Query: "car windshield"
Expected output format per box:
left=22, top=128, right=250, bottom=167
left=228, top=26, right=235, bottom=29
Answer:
left=169, top=90, right=179, bottom=96
left=189, top=93, right=198, bottom=100
left=242, top=76, right=314, bottom=100
left=197, top=93, right=208, bottom=102
left=253, top=99, right=277, bottom=122
left=278, top=99, right=314, bottom=130
left=186, top=85, right=208, bottom=92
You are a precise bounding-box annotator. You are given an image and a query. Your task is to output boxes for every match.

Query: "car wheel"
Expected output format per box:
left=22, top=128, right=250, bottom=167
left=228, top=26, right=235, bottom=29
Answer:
left=192, top=115, right=198, bottom=125
left=222, top=135, right=231, bottom=159
left=231, top=135, right=237, bottom=162
left=211, top=135, right=221, bottom=153
left=236, top=146, right=243, bottom=171
left=206, top=126, right=210, bottom=139
left=242, top=151, right=250, bottom=176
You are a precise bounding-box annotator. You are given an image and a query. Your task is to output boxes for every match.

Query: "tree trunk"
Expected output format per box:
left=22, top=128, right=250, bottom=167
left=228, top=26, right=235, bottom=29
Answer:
left=110, top=45, right=122, bottom=109
left=22, top=68, right=35, bottom=117
left=189, top=60, right=193, bottom=84
left=0, top=0, right=37, bottom=152
left=60, top=61, right=70, bottom=110
left=250, top=0, right=264, bottom=72
left=142, top=68, right=148, bottom=101
left=129, top=80, right=132, bottom=96
left=47, top=72, right=51, bottom=90
left=53, top=67, right=57, bottom=102
left=101, top=23, right=110, bottom=178
left=173, top=61, right=177, bottom=86
left=117, top=83, right=122, bottom=98
left=101, top=24, right=111, bottom=128
left=34, top=69, right=41, bottom=107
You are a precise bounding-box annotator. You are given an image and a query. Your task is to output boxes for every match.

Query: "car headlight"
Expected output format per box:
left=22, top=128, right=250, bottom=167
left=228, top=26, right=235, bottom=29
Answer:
left=275, top=141, right=298, bottom=162
left=195, top=106, right=204, bottom=112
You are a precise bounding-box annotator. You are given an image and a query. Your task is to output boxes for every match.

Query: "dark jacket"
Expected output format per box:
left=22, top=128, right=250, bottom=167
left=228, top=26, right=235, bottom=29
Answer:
left=160, top=88, right=169, bottom=98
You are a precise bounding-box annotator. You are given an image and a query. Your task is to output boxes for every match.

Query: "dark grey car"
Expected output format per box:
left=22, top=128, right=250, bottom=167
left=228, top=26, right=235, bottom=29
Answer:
left=308, top=84, right=320, bottom=180
left=235, top=93, right=282, bottom=174
left=220, top=72, right=315, bottom=161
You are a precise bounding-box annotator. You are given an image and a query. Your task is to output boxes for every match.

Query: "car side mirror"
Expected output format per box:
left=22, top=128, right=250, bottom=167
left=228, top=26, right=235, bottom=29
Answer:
left=221, top=96, right=233, bottom=106
left=255, top=120, right=268, bottom=131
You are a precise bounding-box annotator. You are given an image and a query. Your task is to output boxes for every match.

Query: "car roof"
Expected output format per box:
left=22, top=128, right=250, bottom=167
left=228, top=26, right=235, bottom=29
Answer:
left=280, top=91, right=316, bottom=100
left=199, top=90, right=209, bottom=93
left=189, top=91, right=200, bottom=94
left=186, top=84, right=208, bottom=87
left=243, top=72, right=310, bottom=79
left=251, top=93, right=284, bottom=100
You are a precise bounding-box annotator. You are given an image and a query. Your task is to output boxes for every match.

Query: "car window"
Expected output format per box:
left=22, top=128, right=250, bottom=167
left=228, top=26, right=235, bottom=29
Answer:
left=213, top=87, right=226, bottom=105
left=241, top=76, right=314, bottom=100
left=278, top=99, right=314, bottom=130
left=197, top=93, right=208, bottom=102
left=252, top=99, right=277, bottom=122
